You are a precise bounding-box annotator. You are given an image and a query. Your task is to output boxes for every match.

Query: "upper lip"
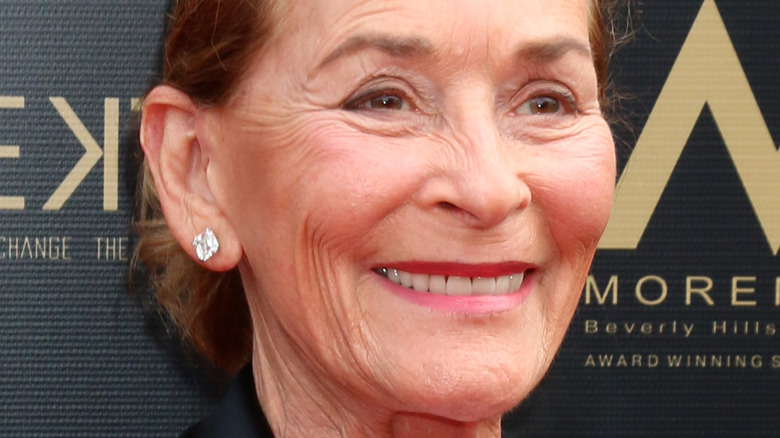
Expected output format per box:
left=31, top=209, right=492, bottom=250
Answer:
left=371, top=261, right=533, bottom=277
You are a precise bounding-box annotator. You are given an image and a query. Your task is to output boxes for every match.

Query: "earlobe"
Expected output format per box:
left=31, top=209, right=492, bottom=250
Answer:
left=139, top=85, right=242, bottom=271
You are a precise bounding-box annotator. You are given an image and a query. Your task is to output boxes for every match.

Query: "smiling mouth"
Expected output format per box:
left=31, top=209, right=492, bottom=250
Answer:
left=373, top=268, right=527, bottom=296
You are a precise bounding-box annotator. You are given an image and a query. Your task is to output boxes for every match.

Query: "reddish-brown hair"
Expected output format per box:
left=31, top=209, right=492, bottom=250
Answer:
left=135, top=0, right=281, bottom=374
left=134, top=0, right=626, bottom=375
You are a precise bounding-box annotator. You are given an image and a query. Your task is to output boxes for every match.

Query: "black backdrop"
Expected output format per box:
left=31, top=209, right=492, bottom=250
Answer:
left=1, top=1, right=778, bottom=436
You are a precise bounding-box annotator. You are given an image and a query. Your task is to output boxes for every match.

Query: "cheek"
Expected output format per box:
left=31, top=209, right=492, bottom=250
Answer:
left=529, top=129, right=616, bottom=260
left=272, top=123, right=434, bottom=257
left=216, top=116, right=438, bottom=301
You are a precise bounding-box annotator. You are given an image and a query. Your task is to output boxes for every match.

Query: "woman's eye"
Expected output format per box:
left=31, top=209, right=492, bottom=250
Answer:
left=368, top=94, right=406, bottom=110
left=515, top=96, right=564, bottom=116
left=344, top=91, right=412, bottom=112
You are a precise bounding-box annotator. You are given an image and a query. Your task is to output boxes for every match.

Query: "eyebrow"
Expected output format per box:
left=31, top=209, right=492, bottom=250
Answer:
left=514, top=37, right=592, bottom=64
left=317, top=34, right=434, bottom=69
left=317, top=34, right=591, bottom=70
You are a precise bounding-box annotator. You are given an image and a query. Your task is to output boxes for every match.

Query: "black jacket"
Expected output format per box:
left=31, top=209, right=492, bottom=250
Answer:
left=181, top=366, right=274, bottom=437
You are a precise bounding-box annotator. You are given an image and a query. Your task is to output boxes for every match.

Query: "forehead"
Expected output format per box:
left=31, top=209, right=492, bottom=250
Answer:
left=278, top=0, right=591, bottom=59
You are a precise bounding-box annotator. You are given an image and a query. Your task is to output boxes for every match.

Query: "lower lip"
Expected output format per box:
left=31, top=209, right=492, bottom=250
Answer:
left=378, top=272, right=534, bottom=314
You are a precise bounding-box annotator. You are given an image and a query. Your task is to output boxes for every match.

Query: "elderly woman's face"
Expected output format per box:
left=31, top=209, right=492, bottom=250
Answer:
left=202, top=0, right=614, bottom=420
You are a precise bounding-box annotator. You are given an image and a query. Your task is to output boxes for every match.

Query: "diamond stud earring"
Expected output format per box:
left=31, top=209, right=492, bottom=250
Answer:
left=192, top=227, right=219, bottom=262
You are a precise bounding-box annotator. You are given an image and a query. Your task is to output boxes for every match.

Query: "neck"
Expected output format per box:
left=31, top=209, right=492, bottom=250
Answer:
left=248, top=314, right=502, bottom=438
left=390, top=413, right=501, bottom=438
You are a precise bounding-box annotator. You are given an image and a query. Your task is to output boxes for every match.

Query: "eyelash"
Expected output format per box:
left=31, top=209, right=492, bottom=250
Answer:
left=512, top=85, right=578, bottom=117
left=342, top=85, right=416, bottom=113
left=341, top=80, right=578, bottom=118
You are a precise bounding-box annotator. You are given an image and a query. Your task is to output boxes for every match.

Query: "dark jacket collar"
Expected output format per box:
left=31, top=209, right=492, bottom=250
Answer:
left=181, top=366, right=274, bottom=437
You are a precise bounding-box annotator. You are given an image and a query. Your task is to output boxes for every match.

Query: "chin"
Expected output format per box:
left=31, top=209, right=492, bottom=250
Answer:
left=416, top=377, right=541, bottom=423
left=387, top=344, right=551, bottom=423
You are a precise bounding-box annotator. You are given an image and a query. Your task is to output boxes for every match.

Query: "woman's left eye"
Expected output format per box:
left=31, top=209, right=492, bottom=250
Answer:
left=514, top=95, right=568, bottom=116
left=344, top=91, right=412, bottom=112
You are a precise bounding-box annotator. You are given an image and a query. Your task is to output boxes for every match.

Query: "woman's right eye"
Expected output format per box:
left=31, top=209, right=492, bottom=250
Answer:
left=343, top=90, right=412, bottom=112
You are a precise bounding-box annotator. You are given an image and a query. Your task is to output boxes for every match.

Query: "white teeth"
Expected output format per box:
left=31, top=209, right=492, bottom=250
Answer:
left=495, top=275, right=511, bottom=294
left=446, top=276, right=472, bottom=296
left=387, top=269, right=401, bottom=285
left=398, top=270, right=413, bottom=288
left=429, top=275, right=446, bottom=294
left=472, top=277, right=496, bottom=295
left=379, top=269, right=526, bottom=296
left=509, top=273, right=524, bottom=292
left=411, top=273, right=429, bottom=291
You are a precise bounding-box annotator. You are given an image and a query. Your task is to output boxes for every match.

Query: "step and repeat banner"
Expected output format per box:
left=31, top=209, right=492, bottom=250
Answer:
left=1, top=0, right=777, bottom=436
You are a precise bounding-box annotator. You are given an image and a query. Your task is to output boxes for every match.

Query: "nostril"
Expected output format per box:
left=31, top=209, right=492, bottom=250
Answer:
left=437, top=201, right=458, bottom=211
left=436, top=200, right=484, bottom=225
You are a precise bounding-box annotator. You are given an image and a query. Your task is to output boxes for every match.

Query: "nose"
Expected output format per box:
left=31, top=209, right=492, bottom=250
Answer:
left=417, top=114, right=531, bottom=229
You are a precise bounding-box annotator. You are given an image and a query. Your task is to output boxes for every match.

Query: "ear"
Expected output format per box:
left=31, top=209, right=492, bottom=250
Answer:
left=140, top=85, right=242, bottom=271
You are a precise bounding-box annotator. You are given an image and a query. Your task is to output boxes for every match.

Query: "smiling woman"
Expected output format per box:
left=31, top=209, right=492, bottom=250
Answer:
left=135, top=0, right=623, bottom=436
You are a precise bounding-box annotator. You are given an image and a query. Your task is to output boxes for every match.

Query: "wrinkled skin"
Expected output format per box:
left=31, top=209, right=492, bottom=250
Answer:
left=143, top=0, right=616, bottom=436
